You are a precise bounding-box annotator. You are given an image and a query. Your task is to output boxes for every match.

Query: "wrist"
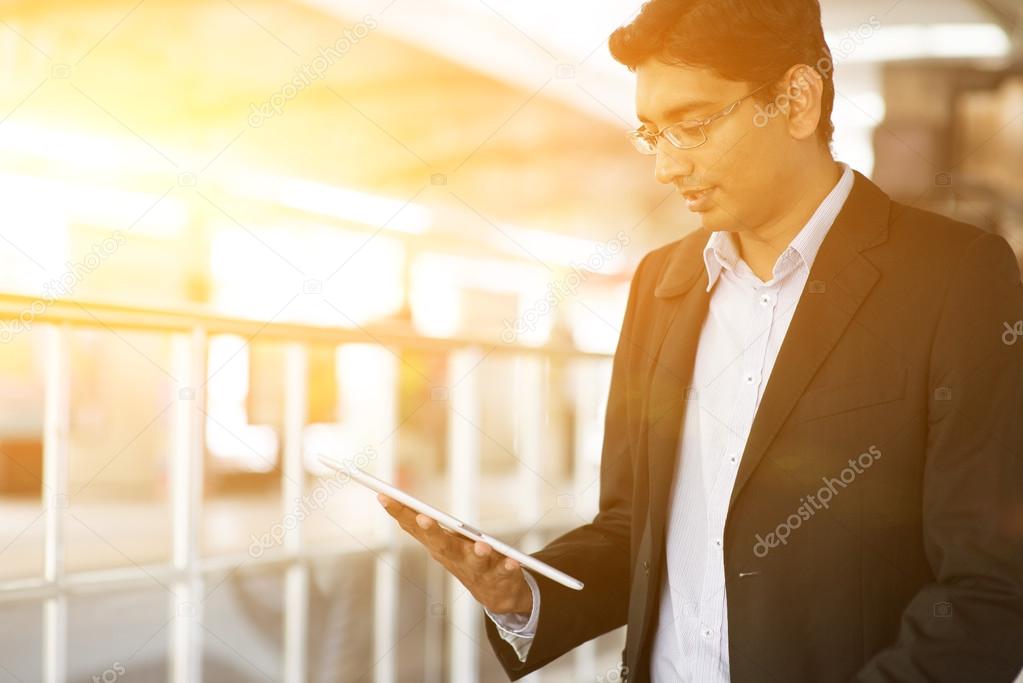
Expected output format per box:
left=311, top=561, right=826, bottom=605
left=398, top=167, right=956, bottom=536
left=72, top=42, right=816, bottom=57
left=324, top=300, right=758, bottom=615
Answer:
left=491, top=573, right=534, bottom=615
left=511, top=573, right=534, bottom=614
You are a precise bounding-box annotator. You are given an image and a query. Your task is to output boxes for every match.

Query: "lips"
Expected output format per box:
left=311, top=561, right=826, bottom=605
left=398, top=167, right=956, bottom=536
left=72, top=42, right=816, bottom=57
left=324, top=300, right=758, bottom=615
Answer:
left=681, top=186, right=713, bottom=200
left=681, top=185, right=716, bottom=213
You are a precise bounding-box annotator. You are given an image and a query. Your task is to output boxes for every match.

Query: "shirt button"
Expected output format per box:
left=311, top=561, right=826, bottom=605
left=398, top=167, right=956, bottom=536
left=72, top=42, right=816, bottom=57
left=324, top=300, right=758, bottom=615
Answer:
left=728, top=454, right=738, bottom=465
left=759, top=294, right=772, bottom=306
left=701, top=626, right=714, bottom=639
left=712, top=538, right=723, bottom=549
left=745, top=374, right=755, bottom=384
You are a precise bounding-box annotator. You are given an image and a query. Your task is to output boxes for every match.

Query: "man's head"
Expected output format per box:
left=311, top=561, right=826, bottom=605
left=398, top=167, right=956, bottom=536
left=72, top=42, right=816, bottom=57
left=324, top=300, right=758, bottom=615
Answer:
left=610, top=0, right=838, bottom=234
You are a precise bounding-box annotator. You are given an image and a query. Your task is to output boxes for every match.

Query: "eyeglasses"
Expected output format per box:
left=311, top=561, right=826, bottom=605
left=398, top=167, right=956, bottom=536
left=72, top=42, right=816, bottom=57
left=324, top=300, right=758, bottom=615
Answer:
left=628, top=80, right=776, bottom=155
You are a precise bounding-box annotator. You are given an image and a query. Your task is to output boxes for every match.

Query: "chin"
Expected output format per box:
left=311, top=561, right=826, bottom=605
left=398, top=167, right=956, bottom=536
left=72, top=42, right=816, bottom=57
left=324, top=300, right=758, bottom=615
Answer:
left=699, top=200, right=744, bottom=233
left=697, top=208, right=724, bottom=231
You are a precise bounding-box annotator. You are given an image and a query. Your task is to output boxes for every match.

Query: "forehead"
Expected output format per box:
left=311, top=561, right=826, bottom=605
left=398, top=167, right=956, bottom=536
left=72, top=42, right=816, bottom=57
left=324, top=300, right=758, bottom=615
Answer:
left=634, top=59, right=742, bottom=124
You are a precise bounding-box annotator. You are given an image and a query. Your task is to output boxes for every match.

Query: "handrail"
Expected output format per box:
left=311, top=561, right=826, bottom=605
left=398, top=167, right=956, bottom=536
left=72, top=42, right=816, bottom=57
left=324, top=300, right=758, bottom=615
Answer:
left=0, top=291, right=612, bottom=359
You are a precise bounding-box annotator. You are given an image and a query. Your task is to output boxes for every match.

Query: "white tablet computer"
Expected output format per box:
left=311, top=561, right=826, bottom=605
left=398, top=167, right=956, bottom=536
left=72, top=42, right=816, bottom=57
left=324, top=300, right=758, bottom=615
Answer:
left=319, top=455, right=584, bottom=591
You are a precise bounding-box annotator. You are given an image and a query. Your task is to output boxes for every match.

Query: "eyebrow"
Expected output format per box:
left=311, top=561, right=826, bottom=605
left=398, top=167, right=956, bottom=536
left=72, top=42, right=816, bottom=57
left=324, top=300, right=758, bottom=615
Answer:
left=638, top=100, right=716, bottom=126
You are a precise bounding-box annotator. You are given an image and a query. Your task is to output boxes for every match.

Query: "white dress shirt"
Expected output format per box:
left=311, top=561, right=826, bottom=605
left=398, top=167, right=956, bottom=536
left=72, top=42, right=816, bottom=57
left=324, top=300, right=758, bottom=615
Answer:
left=488, top=164, right=855, bottom=679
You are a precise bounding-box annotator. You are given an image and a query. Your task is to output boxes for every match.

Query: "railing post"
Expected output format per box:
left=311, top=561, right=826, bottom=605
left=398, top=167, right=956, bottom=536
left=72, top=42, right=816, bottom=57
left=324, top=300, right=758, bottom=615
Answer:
left=283, top=343, right=308, bottom=683
left=515, top=354, right=546, bottom=683
left=362, top=345, right=398, bottom=683
left=42, top=323, right=70, bottom=683
left=447, top=347, right=482, bottom=683
left=422, top=561, right=445, bottom=683
left=170, top=326, right=206, bottom=683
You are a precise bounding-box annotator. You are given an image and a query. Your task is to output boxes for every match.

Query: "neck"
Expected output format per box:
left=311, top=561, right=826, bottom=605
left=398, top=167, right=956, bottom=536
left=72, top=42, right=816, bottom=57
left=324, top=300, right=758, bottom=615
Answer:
left=737, top=158, right=843, bottom=282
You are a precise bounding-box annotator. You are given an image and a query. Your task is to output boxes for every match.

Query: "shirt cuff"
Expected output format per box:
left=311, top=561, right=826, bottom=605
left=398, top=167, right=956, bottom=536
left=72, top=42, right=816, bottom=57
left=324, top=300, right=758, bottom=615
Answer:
left=483, top=570, right=541, bottom=662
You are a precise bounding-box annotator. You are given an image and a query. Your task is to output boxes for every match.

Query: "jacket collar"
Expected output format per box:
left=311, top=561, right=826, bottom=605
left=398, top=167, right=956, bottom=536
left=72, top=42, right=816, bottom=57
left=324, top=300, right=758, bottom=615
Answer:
left=653, top=169, right=887, bottom=299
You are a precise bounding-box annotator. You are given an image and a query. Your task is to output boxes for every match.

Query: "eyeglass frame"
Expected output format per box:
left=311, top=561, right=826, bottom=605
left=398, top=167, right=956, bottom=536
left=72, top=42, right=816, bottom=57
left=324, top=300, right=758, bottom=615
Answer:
left=628, top=79, right=778, bottom=154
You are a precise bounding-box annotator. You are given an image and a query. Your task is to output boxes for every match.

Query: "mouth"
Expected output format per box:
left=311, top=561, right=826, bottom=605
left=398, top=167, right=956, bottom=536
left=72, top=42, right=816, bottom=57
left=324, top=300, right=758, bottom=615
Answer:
left=680, top=186, right=714, bottom=200
left=679, top=185, right=716, bottom=212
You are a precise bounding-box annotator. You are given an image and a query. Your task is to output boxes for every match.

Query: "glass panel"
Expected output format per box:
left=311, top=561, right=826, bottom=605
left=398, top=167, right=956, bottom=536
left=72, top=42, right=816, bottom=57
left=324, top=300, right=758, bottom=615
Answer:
left=202, top=336, right=283, bottom=559
left=303, top=344, right=400, bottom=553
left=67, top=586, right=169, bottom=682
left=0, top=599, right=42, bottom=682
left=306, top=552, right=376, bottom=682
left=66, top=328, right=174, bottom=573
left=475, top=354, right=579, bottom=530
left=202, top=565, right=283, bottom=682
left=0, top=332, right=45, bottom=581
left=393, top=547, right=432, bottom=682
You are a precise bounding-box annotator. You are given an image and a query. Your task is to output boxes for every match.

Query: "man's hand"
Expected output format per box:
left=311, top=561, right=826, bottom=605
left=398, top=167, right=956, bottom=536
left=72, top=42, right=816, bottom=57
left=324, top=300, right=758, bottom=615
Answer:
left=377, top=493, right=534, bottom=616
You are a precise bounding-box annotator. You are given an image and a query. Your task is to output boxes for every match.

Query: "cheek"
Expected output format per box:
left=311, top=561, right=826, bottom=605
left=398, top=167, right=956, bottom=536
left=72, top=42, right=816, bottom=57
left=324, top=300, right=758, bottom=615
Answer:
left=713, top=168, right=773, bottom=225
left=724, top=133, right=784, bottom=193
left=702, top=125, right=779, bottom=210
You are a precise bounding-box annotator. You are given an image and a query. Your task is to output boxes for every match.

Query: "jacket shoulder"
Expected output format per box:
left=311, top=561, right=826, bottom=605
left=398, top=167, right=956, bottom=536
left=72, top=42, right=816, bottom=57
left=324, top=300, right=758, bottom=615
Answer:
left=885, top=200, right=1021, bottom=285
left=632, top=229, right=708, bottom=290
left=888, top=200, right=994, bottom=250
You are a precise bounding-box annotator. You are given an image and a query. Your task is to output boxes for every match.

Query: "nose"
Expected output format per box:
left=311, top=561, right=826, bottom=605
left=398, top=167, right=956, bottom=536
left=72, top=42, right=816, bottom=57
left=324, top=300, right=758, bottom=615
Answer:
left=653, top=140, right=694, bottom=185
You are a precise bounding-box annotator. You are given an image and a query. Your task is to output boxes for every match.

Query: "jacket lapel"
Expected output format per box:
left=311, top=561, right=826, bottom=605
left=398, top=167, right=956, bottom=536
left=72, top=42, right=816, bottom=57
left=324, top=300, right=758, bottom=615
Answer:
left=627, top=229, right=713, bottom=665
left=644, top=244, right=713, bottom=568
left=726, top=171, right=891, bottom=511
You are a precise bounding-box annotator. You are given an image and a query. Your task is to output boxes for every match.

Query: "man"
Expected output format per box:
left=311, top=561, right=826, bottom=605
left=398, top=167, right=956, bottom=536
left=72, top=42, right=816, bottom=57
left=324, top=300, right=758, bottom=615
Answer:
left=380, top=1, right=1023, bottom=680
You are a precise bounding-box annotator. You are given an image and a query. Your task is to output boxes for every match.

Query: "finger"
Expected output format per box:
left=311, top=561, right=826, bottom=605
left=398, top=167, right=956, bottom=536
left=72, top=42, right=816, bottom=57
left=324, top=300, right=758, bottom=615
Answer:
left=378, top=496, right=429, bottom=538
left=493, top=556, right=521, bottom=578
left=415, top=514, right=472, bottom=559
left=378, top=495, right=409, bottom=523
left=464, top=540, right=502, bottom=573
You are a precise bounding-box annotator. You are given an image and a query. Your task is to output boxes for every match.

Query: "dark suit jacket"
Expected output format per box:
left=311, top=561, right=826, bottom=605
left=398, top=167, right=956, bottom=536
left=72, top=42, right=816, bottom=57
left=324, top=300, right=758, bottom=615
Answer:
left=485, top=171, right=1023, bottom=682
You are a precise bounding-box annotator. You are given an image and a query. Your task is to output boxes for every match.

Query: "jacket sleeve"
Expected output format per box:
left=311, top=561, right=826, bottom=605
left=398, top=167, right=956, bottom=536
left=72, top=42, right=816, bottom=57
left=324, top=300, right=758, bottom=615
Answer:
left=485, top=251, right=653, bottom=680
left=855, top=232, right=1023, bottom=682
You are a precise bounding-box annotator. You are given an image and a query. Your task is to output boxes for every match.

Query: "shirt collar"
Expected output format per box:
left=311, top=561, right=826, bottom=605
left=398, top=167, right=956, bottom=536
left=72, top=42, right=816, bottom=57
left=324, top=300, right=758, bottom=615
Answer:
left=702, top=162, right=855, bottom=291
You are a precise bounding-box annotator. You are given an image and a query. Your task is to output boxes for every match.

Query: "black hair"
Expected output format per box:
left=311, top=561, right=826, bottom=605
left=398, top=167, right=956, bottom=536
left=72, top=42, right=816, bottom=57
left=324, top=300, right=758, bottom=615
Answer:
left=609, top=0, right=835, bottom=148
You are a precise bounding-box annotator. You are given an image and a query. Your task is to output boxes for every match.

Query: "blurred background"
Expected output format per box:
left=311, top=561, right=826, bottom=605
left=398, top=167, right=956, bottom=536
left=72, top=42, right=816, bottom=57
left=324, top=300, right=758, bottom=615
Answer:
left=0, top=0, right=1020, bottom=681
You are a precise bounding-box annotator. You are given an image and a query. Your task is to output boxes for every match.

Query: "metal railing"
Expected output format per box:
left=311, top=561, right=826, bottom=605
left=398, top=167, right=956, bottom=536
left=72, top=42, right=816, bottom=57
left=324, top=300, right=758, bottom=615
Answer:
left=0, top=292, right=613, bottom=683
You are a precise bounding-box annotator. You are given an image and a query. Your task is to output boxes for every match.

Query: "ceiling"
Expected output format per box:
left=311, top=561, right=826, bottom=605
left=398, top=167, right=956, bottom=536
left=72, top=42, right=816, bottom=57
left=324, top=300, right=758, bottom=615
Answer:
left=0, top=0, right=1017, bottom=270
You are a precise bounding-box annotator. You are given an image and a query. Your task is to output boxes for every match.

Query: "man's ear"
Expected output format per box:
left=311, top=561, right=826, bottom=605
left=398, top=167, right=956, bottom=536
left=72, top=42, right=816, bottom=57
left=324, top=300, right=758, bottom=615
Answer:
left=781, top=63, right=824, bottom=142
